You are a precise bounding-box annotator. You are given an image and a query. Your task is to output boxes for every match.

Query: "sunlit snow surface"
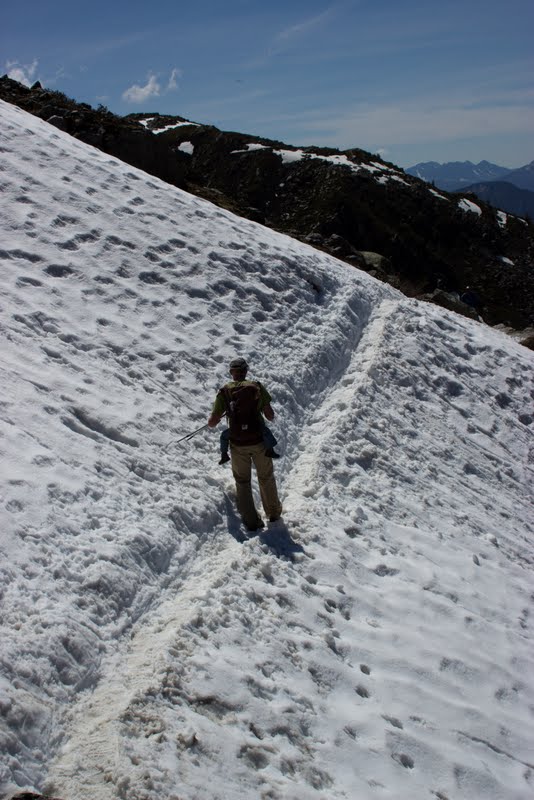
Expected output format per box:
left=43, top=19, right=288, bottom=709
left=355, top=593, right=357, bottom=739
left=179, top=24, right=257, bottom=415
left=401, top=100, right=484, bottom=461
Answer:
left=138, top=118, right=200, bottom=135
left=231, top=143, right=410, bottom=187
left=1, top=99, right=533, bottom=800
left=458, top=198, right=483, bottom=216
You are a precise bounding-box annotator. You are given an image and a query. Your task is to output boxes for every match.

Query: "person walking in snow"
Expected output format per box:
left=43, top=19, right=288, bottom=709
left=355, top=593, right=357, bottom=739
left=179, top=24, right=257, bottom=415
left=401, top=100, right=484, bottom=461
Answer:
left=208, top=357, right=282, bottom=531
left=218, top=421, right=279, bottom=464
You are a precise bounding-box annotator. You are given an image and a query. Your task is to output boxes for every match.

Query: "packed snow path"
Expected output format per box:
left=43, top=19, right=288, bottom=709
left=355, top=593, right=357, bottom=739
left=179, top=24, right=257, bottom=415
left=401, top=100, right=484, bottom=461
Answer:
left=1, top=100, right=533, bottom=800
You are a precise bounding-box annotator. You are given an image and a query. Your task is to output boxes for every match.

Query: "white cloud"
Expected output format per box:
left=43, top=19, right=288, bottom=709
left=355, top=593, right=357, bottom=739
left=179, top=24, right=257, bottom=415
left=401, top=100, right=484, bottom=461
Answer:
left=167, top=68, right=182, bottom=91
left=122, top=74, right=161, bottom=104
left=122, top=69, right=182, bottom=104
left=6, top=59, right=39, bottom=87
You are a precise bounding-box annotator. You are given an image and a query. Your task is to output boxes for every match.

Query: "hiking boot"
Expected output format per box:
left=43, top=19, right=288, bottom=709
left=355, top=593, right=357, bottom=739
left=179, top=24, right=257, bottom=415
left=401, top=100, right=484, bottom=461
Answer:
left=246, top=518, right=265, bottom=532
left=219, top=454, right=230, bottom=465
left=265, top=448, right=281, bottom=459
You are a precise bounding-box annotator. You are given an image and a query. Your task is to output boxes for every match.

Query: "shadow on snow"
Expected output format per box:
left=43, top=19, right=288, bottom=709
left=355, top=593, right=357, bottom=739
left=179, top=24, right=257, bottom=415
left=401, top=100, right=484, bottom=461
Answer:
left=223, top=493, right=304, bottom=560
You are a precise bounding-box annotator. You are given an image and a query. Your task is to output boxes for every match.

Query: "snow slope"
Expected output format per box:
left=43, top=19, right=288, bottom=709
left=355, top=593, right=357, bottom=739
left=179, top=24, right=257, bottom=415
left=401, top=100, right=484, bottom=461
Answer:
left=1, top=99, right=533, bottom=800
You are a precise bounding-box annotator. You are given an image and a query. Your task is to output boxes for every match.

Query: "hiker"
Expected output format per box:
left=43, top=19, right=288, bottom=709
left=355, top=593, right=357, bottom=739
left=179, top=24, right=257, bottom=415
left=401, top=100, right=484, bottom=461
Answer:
left=219, top=424, right=280, bottom=465
left=208, top=357, right=282, bottom=531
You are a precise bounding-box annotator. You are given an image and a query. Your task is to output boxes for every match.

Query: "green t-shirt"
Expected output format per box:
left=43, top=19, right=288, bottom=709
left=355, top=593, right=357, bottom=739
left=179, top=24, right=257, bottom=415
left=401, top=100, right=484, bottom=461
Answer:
left=212, top=380, right=272, bottom=418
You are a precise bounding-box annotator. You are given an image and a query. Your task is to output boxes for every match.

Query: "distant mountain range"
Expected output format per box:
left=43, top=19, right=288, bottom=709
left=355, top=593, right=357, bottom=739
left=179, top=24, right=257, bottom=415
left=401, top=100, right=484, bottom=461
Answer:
left=406, top=160, right=512, bottom=191
left=406, top=160, right=534, bottom=218
left=454, top=181, right=534, bottom=220
left=505, top=161, right=534, bottom=192
left=406, top=160, right=534, bottom=193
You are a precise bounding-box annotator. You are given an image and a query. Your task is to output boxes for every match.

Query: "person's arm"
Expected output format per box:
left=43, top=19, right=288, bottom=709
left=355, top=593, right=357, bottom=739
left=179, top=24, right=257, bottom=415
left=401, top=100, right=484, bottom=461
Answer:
left=257, top=383, right=275, bottom=421
left=263, top=403, right=274, bottom=421
left=208, top=391, right=226, bottom=427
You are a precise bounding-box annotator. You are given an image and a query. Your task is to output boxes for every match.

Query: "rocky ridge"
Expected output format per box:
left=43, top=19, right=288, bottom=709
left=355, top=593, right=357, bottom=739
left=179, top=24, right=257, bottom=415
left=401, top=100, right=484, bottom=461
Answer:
left=455, top=182, right=534, bottom=222
left=1, top=75, right=533, bottom=334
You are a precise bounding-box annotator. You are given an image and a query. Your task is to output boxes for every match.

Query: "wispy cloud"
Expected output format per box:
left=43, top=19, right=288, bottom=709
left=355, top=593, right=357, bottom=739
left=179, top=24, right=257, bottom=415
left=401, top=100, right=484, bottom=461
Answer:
left=122, top=68, right=182, bottom=104
left=235, top=48, right=530, bottom=133
left=71, top=31, right=152, bottom=61
left=274, top=8, right=335, bottom=43
left=330, top=103, right=534, bottom=149
left=269, top=87, right=534, bottom=153
left=5, top=59, right=39, bottom=87
left=182, top=87, right=272, bottom=122
left=243, top=5, right=341, bottom=69
left=42, top=65, right=67, bottom=87
left=167, top=68, right=182, bottom=91
left=376, top=147, right=390, bottom=160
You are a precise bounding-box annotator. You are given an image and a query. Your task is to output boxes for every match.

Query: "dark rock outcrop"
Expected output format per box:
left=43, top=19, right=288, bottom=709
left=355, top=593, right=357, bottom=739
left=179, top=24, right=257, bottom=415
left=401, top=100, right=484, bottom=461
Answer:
left=134, top=115, right=534, bottom=328
left=2, top=76, right=533, bottom=330
left=8, top=794, right=64, bottom=800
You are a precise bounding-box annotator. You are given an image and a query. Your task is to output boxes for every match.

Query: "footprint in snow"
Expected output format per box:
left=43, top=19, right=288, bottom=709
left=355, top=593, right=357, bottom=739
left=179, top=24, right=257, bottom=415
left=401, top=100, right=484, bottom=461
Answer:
left=392, top=752, right=414, bottom=769
left=374, top=564, right=399, bottom=577
left=5, top=499, right=25, bottom=513
left=383, top=715, right=403, bottom=729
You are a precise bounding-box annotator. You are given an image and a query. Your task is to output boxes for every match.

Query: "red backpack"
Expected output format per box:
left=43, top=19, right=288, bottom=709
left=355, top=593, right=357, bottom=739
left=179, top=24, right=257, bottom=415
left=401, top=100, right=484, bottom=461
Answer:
left=219, top=381, right=263, bottom=445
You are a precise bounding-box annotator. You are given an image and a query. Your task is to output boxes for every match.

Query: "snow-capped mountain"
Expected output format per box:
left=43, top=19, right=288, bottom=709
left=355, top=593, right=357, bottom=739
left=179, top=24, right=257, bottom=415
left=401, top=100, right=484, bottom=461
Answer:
left=1, top=99, right=533, bottom=800
left=405, top=160, right=512, bottom=191
left=504, top=160, right=534, bottom=193
left=407, top=159, right=534, bottom=220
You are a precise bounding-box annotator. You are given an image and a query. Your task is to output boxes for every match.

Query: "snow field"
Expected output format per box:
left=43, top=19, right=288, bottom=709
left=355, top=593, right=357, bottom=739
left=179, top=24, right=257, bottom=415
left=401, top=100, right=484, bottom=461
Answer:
left=0, top=99, right=533, bottom=800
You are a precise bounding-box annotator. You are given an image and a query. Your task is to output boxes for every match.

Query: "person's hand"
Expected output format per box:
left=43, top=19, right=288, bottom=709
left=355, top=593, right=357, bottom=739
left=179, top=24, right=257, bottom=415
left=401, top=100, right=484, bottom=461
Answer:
left=263, top=404, right=275, bottom=421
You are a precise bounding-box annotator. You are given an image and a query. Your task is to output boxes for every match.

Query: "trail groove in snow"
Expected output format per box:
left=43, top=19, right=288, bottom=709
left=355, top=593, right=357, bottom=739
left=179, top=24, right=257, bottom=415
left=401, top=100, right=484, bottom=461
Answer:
left=47, top=542, right=245, bottom=800
left=282, top=297, right=399, bottom=517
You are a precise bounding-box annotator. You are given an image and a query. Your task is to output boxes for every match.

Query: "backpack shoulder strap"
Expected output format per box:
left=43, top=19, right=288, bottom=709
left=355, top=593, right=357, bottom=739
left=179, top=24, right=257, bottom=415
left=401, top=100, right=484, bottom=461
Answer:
left=218, top=384, right=234, bottom=417
left=252, top=380, right=269, bottom=407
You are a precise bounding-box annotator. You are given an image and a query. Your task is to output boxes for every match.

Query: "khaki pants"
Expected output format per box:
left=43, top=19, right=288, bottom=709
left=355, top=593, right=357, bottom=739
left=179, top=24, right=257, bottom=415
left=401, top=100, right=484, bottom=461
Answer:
left=230, top=442, right=282, bottom=529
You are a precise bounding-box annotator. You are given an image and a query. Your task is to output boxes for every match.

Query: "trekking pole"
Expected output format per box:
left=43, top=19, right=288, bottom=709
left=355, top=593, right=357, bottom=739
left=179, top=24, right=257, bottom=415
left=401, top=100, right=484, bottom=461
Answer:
left=173, top=424, right=210, bottom=445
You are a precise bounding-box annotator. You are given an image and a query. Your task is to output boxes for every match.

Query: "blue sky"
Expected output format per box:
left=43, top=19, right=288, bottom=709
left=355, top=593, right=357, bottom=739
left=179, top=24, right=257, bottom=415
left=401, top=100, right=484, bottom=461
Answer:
left=3, top=0, right=533, bottom=167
